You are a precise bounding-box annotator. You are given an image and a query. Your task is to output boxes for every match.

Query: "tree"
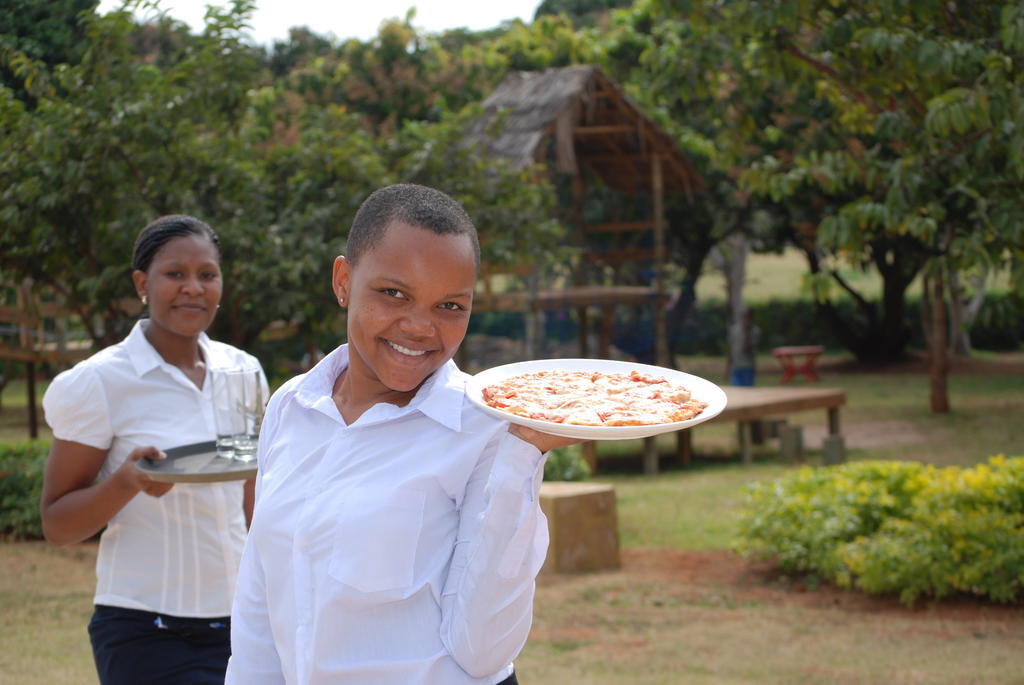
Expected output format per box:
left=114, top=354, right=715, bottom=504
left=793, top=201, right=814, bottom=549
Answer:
left=266, top=12, right=600, bottom=135
left=687, top=0, right=1024, bottom=410
left=599, top=2, right=793, bottom=356
left=0, top=0, right=98, bottom=103
left=0, top=1, right=262, bottom=347
left=534, top=0, right=634, bottom=26
left=615, top=1, right=1023, bottom=409
left=1, top=1, right=572, bottom=372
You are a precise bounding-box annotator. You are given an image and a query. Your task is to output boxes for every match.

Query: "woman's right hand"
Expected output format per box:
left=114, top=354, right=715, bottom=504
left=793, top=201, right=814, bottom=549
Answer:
left=42, top=439, right=173, bottom=545
left=116, top=446, right=174, bottom=497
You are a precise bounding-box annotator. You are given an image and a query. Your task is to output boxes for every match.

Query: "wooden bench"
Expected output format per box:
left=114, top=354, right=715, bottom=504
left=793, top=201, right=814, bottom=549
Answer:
left=539, top=482, right=620, bottom=574
left=771, top=345, right=825, bottom=383
left=678, top=385, right=847, bottom=466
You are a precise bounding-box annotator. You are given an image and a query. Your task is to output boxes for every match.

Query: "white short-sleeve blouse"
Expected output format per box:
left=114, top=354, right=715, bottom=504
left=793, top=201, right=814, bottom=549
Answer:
left=43, top=319, right=265, bottom=618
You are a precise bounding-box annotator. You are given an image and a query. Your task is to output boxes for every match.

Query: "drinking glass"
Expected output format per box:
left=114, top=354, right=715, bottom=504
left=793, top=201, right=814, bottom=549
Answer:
left=212, top=366, right=266, bottom=462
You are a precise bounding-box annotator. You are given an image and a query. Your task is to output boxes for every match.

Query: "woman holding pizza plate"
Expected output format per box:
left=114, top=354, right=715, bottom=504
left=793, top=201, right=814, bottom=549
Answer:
left=227, top=184, right=580, bottom=685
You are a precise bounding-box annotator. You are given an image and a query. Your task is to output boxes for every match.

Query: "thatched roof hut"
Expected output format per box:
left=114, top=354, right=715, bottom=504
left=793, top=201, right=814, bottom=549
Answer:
left=469, top=64, right=705, bottom=407
left=469, top=65, right=703, bottom=197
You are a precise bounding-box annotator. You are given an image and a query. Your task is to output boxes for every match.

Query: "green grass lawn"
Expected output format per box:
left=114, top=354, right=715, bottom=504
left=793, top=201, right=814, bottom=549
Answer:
left=694, top=247, right=880, bottom=303
left=694, top=246, right=1013, bottom=304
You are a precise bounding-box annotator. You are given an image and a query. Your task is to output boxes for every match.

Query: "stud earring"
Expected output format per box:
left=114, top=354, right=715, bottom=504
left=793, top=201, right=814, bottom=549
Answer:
left=141, top=294, right=148, bottom=306
left=339, top=297, right=346, bottom=305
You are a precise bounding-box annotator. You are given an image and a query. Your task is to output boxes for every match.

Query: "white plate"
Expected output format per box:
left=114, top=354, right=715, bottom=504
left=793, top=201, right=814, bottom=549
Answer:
left=466, top=358, right=727, bottom=440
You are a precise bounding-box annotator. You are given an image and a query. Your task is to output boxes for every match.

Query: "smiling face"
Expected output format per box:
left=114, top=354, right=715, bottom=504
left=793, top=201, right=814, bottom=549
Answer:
left=333, top=220, right=476, bottom=401
left=132, top=234, right=222, bottom=341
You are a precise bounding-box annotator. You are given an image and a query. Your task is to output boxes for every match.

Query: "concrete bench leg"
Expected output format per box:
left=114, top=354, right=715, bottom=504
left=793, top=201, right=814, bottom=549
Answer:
left=823, top=435, right=846, bottom=465
left=738, top=422, right=753, bottom=464
left=751, top=420, right=766, bottom=445
left=642, top=436, right=659, bottom=475
left=780, top=424, right=804, bottom=461
left=582, top=441, right=598, bottom=474
left=676, top=430, right=693, bottom=467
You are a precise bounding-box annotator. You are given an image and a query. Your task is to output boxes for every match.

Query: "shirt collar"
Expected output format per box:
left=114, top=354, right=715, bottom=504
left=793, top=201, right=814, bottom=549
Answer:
left=295, top=344, right=465, bottom=432
left=125, top=319, right=213, bottom=378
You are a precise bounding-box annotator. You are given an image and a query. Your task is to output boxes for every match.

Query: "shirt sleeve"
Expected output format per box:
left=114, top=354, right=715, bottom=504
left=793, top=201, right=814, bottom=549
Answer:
left=439, top=429, right=549, bottom=678
left=226, top=527, right=285, bottom=684
left=42, top=364, right=113, bottom=450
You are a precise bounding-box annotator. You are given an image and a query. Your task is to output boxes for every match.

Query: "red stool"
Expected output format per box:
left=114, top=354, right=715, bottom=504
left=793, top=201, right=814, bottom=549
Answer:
left=772, top=345, right=825, bottom=383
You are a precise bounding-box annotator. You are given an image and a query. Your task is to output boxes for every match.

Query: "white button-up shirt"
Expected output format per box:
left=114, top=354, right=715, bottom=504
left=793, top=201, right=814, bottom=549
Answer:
left=42, top=320, right=264, bottom=617
left=227, top=345, right=549, bottom=685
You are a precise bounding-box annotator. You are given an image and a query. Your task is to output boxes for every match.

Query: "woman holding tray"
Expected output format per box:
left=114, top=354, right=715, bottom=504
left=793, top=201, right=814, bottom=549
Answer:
left=227, top=184, right=577, bottom=685
left=40, top=214, right=267, bottom=685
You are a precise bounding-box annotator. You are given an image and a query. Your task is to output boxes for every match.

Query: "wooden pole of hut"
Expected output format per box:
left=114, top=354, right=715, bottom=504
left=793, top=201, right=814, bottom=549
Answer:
left=640, top=153, right=668, bottom=475
left=652, top=152, right=668, bottom=368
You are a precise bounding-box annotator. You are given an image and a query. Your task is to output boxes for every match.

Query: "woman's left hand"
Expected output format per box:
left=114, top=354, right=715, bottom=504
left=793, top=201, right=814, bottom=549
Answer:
left=508, top=424, right=583, bottom=453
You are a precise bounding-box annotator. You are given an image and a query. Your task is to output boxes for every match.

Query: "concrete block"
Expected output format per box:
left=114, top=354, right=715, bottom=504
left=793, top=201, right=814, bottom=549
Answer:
left=539, top=482, right=620, bottom=575
left=780, top=424, right=804, bottom=461
left=823, top=435, right=846, bottom=465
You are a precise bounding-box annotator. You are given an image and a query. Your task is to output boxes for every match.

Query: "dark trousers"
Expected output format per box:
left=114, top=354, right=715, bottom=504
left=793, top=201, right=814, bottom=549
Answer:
left=88, top=605, right=231, bottom=685
left=498, top=672, right=520, bottom=685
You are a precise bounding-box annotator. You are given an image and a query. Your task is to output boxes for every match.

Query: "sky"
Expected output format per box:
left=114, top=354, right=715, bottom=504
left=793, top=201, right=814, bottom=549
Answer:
left=95, top=0, right=544, bottom=45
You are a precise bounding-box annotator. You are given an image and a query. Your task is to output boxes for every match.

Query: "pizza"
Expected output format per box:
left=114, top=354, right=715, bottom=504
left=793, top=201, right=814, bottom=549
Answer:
left=480, top=369, right=707, bottom=427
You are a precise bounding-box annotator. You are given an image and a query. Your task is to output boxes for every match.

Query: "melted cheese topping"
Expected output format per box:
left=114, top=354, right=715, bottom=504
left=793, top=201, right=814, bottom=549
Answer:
left=481, top=369, right=707, bottom=426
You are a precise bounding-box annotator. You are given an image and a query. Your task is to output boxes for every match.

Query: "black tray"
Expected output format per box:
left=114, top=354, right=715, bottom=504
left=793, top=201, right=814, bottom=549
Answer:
left=137, top=441, right=256, bottom=483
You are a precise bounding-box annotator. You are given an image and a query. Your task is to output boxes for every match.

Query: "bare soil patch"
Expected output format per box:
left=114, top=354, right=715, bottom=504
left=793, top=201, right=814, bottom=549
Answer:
left=526, top=547, right=1024, bottom=683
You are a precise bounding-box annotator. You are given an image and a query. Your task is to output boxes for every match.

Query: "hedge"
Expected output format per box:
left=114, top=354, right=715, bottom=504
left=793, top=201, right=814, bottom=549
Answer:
left=466, top=292, right=1023, bottom=361
left=734, top=456, right=1024, bottom=605
left=0, top=440, right=49, bottom=540
left=682, top=293, right=1023, bottom=356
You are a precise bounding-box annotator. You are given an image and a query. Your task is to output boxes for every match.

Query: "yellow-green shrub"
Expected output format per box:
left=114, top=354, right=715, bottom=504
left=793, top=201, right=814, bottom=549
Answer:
left=734, top=456, right=1024, bottom=605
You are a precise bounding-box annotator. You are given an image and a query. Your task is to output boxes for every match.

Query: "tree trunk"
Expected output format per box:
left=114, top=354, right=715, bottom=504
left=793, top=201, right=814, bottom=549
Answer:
left=948, top=270, right=987, bottom=357
left=920, top=274, right=933, bottom=352
left=712, top=233, right=749, bottom=375
left=927, top=268, right=951, bottom=414
left=665, top=238, right=716, bottom=369
left=802, top=238, right=921, bottom=363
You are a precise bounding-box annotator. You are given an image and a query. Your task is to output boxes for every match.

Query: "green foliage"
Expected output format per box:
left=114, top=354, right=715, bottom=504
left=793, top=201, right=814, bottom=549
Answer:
left=544, top=444, right=591, bottom=482
left=735, top=456, right=1024, bottom=605
left=535, top=0, right=634, bottom=23
left=616, top=0, right=1024, bottom=362
left=0, top=440, right=48, bottom=540
left=1, top=3, right=571, bottom=362
left=0, top=0, right=98, bottom=101
left=0, top=2, right=262, bottom=346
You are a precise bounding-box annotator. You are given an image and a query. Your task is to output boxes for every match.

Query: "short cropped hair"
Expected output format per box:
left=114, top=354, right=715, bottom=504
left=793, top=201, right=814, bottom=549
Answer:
left=346, top=184, right=480, bottom=269
left=132, top=215, right=220, bottom=272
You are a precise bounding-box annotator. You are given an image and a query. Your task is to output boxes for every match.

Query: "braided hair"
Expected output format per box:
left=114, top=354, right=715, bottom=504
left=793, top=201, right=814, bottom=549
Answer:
left=132, top=215, right=220, bottom=273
